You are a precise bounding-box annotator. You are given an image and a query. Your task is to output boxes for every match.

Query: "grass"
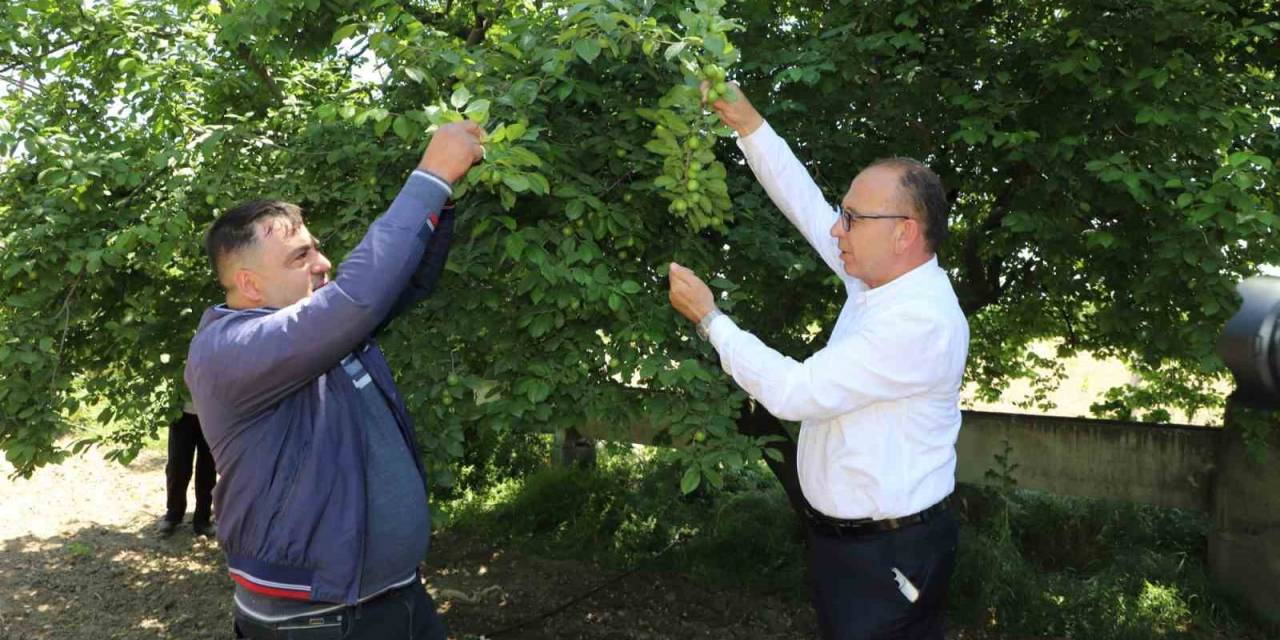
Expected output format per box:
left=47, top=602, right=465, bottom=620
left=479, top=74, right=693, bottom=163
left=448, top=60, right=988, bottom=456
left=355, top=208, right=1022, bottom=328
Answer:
left=436, top=445, right=1276, bottom=640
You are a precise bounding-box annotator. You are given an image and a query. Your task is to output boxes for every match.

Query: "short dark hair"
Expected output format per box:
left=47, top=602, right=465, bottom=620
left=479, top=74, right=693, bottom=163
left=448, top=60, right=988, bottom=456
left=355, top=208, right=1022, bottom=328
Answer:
left=205, top=199, right=304, bottom=284
left=868, top=157, right=950, bottom=253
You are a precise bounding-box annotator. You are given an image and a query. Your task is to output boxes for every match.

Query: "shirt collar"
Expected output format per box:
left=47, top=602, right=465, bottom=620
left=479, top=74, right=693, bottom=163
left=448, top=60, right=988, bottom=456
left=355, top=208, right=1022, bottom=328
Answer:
left=860, top=255, right=940, bottom=307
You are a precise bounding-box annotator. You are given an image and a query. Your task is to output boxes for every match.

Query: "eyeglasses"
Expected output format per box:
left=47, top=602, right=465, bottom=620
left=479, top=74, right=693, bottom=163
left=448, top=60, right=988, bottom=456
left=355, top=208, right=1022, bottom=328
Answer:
left=835, top=205, right=910, bottom=232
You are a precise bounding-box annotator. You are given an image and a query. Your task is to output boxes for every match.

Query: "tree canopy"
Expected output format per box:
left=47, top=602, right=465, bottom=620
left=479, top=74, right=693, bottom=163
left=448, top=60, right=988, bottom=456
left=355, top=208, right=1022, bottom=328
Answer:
left=1, top=0, right=1277, bottom=484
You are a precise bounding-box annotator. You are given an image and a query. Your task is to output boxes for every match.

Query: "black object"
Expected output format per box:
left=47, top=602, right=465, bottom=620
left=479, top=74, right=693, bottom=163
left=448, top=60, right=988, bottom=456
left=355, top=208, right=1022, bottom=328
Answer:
left=165, top=411, right=216, bottom=528
left=1217, top=276, right=1280, bottom=409
left=803, top=497, right=951, bottom=538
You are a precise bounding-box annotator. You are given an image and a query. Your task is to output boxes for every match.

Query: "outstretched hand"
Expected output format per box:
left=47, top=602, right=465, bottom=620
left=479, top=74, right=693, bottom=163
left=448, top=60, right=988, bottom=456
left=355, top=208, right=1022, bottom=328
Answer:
left=418, top=120, right=486, bottom=184
left=700, top=81, right=764, bottom=138
left=668, top=262, right=716, bottom=324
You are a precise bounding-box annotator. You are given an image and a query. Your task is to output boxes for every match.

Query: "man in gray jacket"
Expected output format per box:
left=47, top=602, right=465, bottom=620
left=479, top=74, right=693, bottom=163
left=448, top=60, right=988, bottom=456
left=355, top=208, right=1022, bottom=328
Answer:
left=185, top=121, right=484, bottom=639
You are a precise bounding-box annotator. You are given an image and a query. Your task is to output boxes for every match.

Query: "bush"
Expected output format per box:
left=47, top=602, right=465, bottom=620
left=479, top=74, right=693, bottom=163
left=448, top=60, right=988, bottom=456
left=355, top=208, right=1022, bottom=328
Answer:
left=440, top=449, right=1273, bottom=639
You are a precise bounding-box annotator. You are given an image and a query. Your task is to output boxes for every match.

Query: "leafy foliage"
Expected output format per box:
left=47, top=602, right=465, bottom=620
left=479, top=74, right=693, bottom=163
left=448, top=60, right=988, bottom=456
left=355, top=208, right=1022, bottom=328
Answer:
left=1, top=0, right=1277, bottom=479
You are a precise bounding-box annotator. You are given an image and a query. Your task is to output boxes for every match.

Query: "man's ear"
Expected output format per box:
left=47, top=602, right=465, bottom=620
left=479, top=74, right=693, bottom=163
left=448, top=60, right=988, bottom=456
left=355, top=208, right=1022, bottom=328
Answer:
left=895, top=219, right=919, bottom=254
left=232, top=268, right=262, bottom=303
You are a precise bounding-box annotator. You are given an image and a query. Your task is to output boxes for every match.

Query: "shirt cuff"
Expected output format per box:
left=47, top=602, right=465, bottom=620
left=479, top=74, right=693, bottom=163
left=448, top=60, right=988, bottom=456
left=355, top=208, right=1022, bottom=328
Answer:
left=735, top=119, right=777, bottom=152
left=411, top=169, right=453, bottom=196
left=706, top=313, right=740, bottom=352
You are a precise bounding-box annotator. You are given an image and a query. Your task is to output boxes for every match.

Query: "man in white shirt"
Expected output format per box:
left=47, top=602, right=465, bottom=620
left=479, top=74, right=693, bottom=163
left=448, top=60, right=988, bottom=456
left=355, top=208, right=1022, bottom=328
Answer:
left=668, top=82, right=970, bottom=639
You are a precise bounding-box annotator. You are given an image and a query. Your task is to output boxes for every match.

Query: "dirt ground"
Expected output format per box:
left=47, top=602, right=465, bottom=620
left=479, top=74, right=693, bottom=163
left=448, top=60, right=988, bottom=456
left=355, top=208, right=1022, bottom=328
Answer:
left=0, top=448, right=1031, bottom=640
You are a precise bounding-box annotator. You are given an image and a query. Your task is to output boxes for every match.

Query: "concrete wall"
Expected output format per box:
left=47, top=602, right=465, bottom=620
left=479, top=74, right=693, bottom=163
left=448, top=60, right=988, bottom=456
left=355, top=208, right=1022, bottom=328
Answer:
left=1208, top=407, right=1280, bottom=625
left=579, top=409, right=1225, bottom=510
left=955, top=411, right=1221, bottom=511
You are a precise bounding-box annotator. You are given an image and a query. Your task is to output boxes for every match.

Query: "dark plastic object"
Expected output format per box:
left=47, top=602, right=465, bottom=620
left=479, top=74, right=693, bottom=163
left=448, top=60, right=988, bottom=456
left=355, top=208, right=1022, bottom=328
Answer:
left=1217, top=276, right=1280, bottom=408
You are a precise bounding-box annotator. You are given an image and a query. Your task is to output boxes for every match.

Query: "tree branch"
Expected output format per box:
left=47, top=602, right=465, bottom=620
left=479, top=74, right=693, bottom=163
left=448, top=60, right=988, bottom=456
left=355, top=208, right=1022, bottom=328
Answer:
left=0, top=74, right=38, bottom=95
left=956, top=163, right=1035, bottom=315
left=234, top=44, right=285, bottom=103
left=465, top=0, right=502, bottom=47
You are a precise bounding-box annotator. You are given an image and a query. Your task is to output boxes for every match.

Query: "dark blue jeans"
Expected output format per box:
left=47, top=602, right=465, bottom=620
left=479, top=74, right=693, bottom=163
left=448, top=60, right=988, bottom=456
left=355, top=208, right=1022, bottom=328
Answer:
left=232, top=580, right=448, bottom=640
left=807, top=508, right=959, bottom=639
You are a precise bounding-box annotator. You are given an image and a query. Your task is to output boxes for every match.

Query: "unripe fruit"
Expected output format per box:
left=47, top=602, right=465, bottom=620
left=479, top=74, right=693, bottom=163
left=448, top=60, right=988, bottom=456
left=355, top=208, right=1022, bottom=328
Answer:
left=616, top=148, right=627, bottom=158
left=441, top=395, right=453, bottom=406
left=205, top=195, right=216, bottom=205
left=687, top=138, right=701, bottom=150
left=623, top=193, right=633, bottom=203
left=693, top=430, right=706, bottom=443
left=672, top=199, right=688, bottom=212
left=687, top=179, right=701, bottom=192
left=563, top=227, right=574, bottom=237
left=687, top=165, right=701, bottom=177
left=714, top=81, right=728, bottom=96
left=447, top=373, right=460, bottom=386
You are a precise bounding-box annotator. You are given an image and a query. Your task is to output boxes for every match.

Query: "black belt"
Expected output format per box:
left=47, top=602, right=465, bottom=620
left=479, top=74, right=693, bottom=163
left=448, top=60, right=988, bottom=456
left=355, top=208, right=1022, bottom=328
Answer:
left=805, top=497, right=951, bottom=538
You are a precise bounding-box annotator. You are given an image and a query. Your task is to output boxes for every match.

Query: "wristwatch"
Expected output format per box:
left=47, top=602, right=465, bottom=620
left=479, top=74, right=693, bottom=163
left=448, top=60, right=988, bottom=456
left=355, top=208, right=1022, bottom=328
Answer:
left=696, top=307, right=724, bottom=341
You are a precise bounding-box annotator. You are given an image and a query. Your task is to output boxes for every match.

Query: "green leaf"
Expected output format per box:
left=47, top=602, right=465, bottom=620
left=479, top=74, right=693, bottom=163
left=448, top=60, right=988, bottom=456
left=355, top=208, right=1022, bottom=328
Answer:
left=680, top=466, right=701, bottom=494
left=502, top=174, right=531, bottom=193
left=527, top=173, right=550, bottom=196
left=644, top=138, right=678, bottom=156
left=331, top=23, right=359, bottom=44
left=450, top=86, right=472, bottom=109
left=392, top=116, right=412, bottom=141
left=574, top=39, right=601, bottom=64
left=704, top=33, right=727, bottom=56
left=463, top=99, right=490, bottom=126
left=504, top=234, right=527, bottom=260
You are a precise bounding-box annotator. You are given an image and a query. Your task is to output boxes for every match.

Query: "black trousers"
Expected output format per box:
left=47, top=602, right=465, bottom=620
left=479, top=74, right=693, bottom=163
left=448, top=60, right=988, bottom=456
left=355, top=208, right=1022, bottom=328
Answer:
left=233, top=580, right=448, bottom=640
left=740, top=401, right=958, bottom=638
left=164, top=411, right=215, bottom=526
left=807, top=509, right=959, bottom=640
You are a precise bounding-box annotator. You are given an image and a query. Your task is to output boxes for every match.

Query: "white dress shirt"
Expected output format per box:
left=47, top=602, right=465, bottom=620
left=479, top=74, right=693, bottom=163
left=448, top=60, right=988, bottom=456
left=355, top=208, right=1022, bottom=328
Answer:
left=705, top=121, right=970, bottom=520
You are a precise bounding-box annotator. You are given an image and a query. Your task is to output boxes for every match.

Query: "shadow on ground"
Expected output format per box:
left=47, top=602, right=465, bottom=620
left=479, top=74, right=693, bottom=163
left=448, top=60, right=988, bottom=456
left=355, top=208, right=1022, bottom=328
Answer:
left=0, top=518, right=231, bottom=640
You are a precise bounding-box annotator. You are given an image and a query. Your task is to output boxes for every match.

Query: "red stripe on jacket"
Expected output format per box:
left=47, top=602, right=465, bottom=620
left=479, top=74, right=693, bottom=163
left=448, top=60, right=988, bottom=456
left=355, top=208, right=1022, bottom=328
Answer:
left=229, top=572, right=313, bottom=601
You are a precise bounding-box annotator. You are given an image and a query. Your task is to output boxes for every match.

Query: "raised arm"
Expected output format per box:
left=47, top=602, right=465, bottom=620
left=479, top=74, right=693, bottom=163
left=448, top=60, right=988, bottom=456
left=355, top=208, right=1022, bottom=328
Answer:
left=189, top=122, right=484, bottom=415
left=374, top=199, right=460, bottom=336
left=705, top=84, right=847, bottom=279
